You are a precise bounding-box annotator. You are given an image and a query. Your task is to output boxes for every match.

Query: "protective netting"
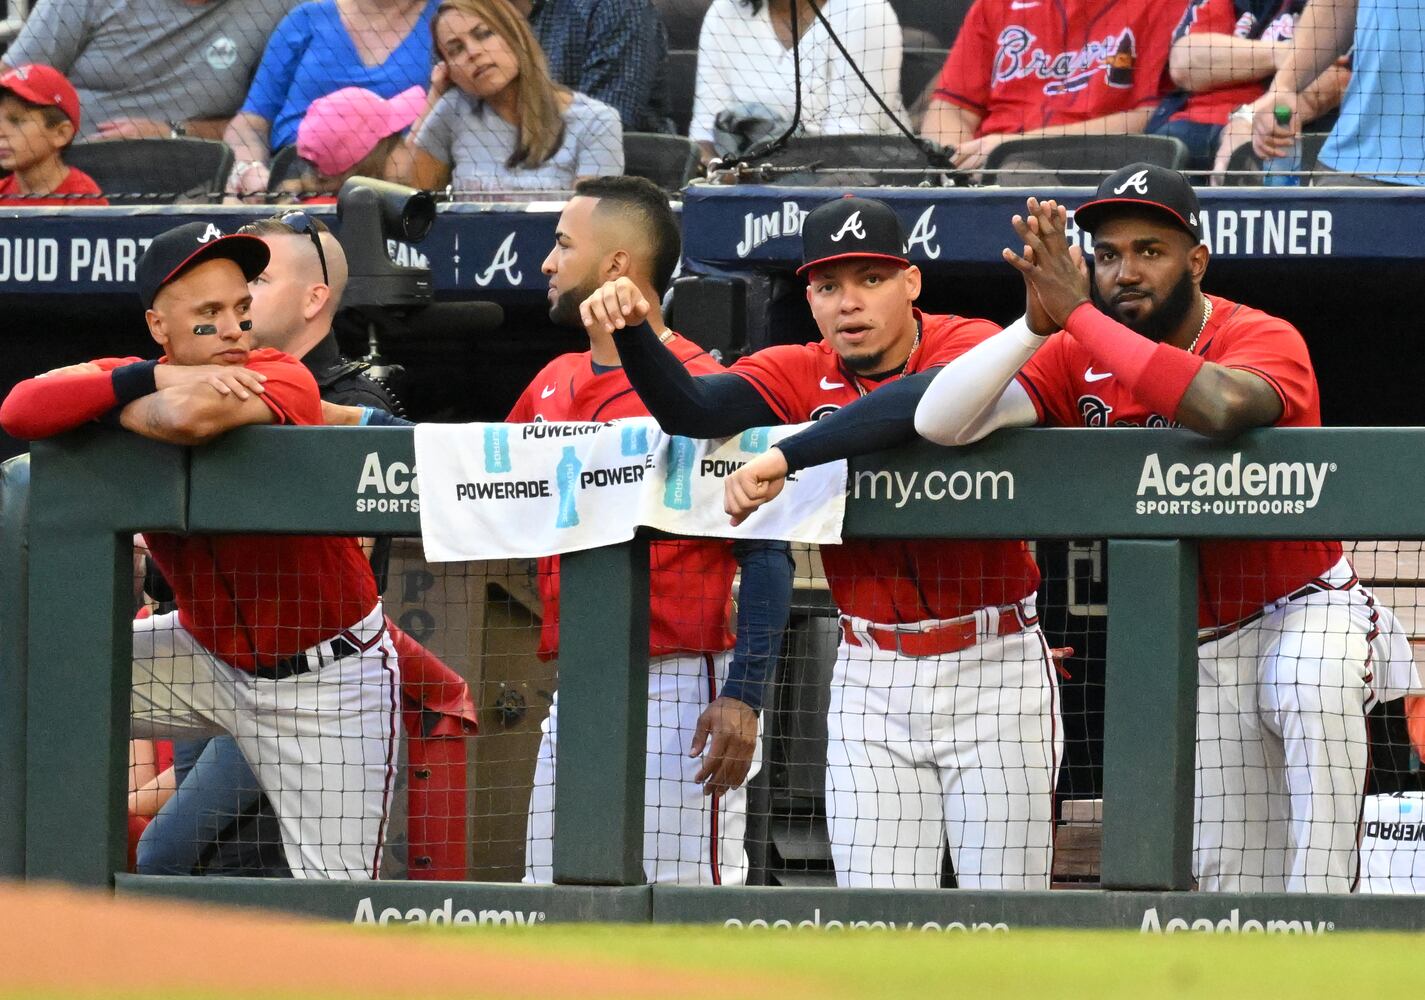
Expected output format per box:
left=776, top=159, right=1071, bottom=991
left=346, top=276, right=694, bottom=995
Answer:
left=4, top=0, right=1421, bottom=204
left=120, top=534, right=1425, bottom=888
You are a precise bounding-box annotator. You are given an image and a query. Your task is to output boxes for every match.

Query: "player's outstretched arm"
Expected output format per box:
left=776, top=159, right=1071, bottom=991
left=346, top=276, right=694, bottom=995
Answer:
left=690, top=539, right=793, bottom=795
left=119, top=382, right=276, bottom=446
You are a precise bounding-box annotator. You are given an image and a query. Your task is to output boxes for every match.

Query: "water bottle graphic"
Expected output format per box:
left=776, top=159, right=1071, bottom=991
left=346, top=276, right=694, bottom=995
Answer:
left=1262, top=104, right=1302, bottom=187
left=483, top=425, right=511, bottom=473
left=664, top=435, right=696, bottom=510
left=555, top=446, right=582, bottom=527
left=740, top=427, right=770, bottom=454
left=621, top=424, right=649, bottom=456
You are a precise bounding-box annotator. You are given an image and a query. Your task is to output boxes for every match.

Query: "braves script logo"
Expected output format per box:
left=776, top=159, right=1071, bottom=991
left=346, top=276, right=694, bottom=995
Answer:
left=474, top=233, right=522, bottom=287
left=993, top=26, right=1136, bottom=96
left=829, top=211, right=867, bottom=243
left=197, top=223, right=224, bottom=244
left=1113, top=170, right=1151, bottom=195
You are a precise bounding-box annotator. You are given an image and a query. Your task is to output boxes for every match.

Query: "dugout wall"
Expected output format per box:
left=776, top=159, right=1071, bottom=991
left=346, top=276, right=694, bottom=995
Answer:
left=7, top=425, right=1425, bottom=930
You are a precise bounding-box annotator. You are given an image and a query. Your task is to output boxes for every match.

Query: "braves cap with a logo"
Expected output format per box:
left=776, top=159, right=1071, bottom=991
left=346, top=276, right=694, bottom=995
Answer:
left=0, top=63, right=81, bottom=131
left=136, top=222, right=270, bottom=309
left=797, top=195, right=910, bottom=276
left=1073, top=162, right=1204, bottom=242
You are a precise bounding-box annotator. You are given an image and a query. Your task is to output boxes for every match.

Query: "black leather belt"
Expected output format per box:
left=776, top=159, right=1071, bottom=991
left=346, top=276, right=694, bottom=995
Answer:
left=1197, top=574, right=1356, bottom=646
left=254, top=634, right=361, bottom=681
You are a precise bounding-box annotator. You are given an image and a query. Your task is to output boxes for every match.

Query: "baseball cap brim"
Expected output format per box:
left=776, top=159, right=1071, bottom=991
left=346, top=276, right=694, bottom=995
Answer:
left=0, top=76, right=79, bottom=130
left=796, top=252, right=912, bottom=277
left=1073, top=197, right=1197, bottom=238
left=145, top=234, right=270, bottom=308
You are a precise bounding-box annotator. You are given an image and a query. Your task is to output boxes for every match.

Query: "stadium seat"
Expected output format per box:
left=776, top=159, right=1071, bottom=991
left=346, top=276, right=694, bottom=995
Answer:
left=268, top=144, right=302, bottom=190
left=890, top=0, right=974, bottom=46
left=64, top=137, right=234, bottom=204
left=624, top=132, right=703, bottom=191
left=901, top=45, right=948, bottom=111
left=1222, top=132, right=1331, bottom=185
left=982, top=134, right=1190, bottom=186
left=739, top=133, right=952, bottom=187
left=654, top=0, right=712, bottom=51
left=666, top=49, right=699, bottom=138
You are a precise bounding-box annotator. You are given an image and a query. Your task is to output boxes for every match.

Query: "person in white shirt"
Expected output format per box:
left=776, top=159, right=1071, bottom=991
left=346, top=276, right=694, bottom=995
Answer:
left=688, top=0, right=904, bottom=158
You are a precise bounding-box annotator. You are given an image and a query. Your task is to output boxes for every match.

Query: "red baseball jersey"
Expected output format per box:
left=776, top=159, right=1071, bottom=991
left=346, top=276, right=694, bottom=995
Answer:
left=934, top=0, right=1185, bottom=137
left=729, top=310, right=1041, bottom=625
left=119, top=349, right=379, bottom=671
left=1171, top=0, right=1302, bottom=126
left=507, top=333, right=737, bottom=660
left=1016, top=294, right=1341, bottom=627
left=0, top=167, right=108, bottom=206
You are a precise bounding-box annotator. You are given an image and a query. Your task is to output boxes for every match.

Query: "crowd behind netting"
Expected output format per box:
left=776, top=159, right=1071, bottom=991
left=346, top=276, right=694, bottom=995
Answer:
left=0, top=0, right=1422, bottom=203
left=2, top=0, right=1425, bottom=898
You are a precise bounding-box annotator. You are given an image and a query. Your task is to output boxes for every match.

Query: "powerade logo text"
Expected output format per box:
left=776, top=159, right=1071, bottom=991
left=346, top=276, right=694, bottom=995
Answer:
left=722, top=909, right=1008, bottom=933
left=1134, top=452, right=1335, bottom=515
left=1140, top=907, right=1334, bottom=935
left=356, top=452, right=419, bottom=513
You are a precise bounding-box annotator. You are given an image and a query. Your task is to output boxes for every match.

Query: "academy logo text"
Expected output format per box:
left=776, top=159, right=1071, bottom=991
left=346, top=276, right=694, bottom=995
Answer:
left=854, top=467, right=1014, bottom=509
left=353, top=897, right=545, bottom=926
left=1140, top=907, right=1333, bottom=935
left=1135, top=452, right=1335, bottom=516
left=356, top=452, right=419, bottom=513
left=723, top=909, right=1008, bottom=933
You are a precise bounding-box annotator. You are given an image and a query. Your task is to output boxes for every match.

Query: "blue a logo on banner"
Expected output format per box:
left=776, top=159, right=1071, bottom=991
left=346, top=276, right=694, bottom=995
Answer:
left=740, top=427, right=770, bottom=453
left=483, top=426, right=512, bottom=473
left=555, top=446, right=582, bottom=527
left=621, top=425, right=649, bottom=456
left=664, top=436, right=696, bottom=510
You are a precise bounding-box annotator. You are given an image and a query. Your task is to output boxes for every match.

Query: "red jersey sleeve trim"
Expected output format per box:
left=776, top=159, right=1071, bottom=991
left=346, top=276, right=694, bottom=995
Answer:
left=729, top=369, right=794, bottom=424
left=1014, top=371, right=1051, bottom=423
left=1227, top=364, right=1290, bottom=409
left=931, top=89, right=987, bottom=113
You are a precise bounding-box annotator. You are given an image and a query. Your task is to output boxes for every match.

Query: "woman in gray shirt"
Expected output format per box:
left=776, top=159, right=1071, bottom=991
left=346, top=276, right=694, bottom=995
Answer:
left=406, top=0, right=624, bottom=197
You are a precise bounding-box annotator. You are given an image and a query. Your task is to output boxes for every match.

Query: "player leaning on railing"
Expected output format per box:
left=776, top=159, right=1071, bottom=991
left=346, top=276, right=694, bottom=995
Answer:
left=0, top=223, right=400, bottom=880
left=914, top=164, right=1417, bottom=893
left=584, top=195, right=1061, bottom=890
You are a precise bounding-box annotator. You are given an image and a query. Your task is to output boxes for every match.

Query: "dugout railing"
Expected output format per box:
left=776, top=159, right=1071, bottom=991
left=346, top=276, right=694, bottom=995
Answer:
left=4, top=425, right=1425, bottom=931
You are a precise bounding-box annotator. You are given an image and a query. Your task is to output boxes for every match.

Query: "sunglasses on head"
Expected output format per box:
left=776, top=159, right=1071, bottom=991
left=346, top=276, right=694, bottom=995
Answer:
left=280, top=210, right=329, bottom=286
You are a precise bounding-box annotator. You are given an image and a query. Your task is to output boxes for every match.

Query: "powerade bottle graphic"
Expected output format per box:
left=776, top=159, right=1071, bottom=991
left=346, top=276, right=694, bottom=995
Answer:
left=483, top=425, right=511, bottom=473
left=664, top=435, right=696, bottom=510
left=621, top=424, right=649, bottom=456
left=740, top=427, right=770, bottom=454
left=555, top=446, right=581, bottom=527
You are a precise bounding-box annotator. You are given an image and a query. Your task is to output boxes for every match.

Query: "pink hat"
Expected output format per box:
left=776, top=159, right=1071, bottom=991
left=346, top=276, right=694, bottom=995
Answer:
left=297, top=85, right=426, bottom=177
left=0, top=63, right=81, bottom=130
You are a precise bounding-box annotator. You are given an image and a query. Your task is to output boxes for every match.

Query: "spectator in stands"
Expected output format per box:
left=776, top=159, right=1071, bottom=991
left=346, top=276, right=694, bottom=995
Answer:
left=278, top=85, right=426, bottom=201
left=403, top=0, right=623, bottom=197
left=1149, top=0, right=1348, bottom=179
left=508, top=0, right=674, bottom=134
left=689, top=0, right=905, bottom=159
left=921, top=0, right=1187, bottom=172
left=224, top=0, right=438, bottom=199
left=0, top=0, right=298, bottom=142
left=1253, top=0, right=1424, bottom=185
left=0, top=64, right=107, bottom=204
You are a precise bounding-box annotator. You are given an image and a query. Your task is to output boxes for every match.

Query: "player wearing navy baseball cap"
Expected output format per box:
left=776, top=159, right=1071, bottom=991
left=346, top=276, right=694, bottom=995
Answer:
left=1073, top=162, right=1203, bottom=243
left=136, top=221, right=269, bottom=310
left=583, top=191, right=1059, bottom=891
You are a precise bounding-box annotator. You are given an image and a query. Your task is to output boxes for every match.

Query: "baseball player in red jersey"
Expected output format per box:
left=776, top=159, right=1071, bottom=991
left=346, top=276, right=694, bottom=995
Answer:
left=922, top=0, right=1186, bottom=171
left=585, top=196, right=1061, bottom=890
left=516, top=176, right=791, bottom=885
left=0, top=222, right=399, bottom=879
left=916, top=164, right=1415, bottom=892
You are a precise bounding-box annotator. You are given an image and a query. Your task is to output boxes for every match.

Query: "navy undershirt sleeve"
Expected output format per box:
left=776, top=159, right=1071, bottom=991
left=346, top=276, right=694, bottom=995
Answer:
left=775, top=369, right=941, bottom=473
left=612, top=321, right=778, bottom=436
left=721, top=539, right=794, bottom=712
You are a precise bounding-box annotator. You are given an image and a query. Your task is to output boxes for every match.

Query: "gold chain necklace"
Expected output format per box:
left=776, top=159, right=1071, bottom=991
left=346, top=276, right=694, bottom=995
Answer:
left=850, top=321, right=922, bottom=398
left=1186, top=297, right=1214, bottom=354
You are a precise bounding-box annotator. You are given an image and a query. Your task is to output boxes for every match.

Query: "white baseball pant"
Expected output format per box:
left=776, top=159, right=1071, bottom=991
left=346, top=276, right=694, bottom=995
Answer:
left=1194, top=557, right=1399, bottom=893
left=525, top=650, right=759, bottom=885
left=826, top=598, right=1061, bottom=889
left=129, top=604, right=400, bottom=880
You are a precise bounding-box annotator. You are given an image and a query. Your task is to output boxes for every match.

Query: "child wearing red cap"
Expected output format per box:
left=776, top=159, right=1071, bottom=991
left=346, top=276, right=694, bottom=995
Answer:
left=0, top=63, right=107, bottom=206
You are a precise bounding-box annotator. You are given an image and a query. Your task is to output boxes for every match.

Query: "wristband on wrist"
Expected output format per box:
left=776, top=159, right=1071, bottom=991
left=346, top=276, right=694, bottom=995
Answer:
left=110, top=360, right=160, bottom=406
left=1063, top=303, right=1205, bottom=419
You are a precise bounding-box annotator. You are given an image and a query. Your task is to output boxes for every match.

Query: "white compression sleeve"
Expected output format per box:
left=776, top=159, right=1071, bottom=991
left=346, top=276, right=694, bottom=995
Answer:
left=914, top=316, right=1047, bottom=446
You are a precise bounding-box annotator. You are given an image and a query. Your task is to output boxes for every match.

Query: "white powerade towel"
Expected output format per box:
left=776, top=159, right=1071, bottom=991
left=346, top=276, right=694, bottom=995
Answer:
left=1358, top=792, right=1425, bottom=893
left=415, top=418, right=846, bottom=561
